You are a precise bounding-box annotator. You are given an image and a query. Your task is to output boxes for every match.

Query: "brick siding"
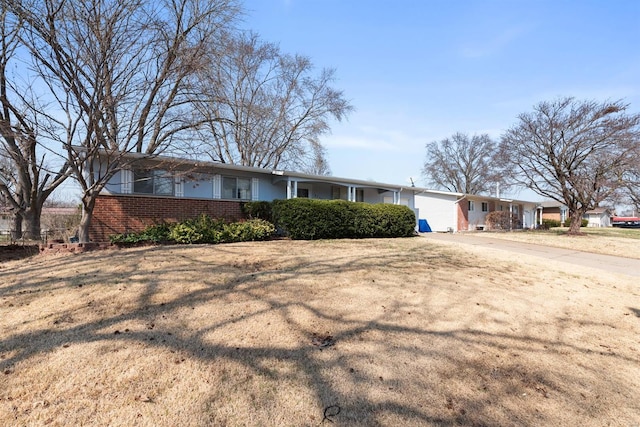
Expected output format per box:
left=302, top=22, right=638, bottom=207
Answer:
left=90, top=194, right=245, bottom=242
left=457, top=201, right=468, bottom=232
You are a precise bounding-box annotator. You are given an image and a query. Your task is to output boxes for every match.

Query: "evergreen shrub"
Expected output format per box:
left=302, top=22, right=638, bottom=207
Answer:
left=271, top=198, right=415, bottom=240
left=110, top=215, right=275, bottom=245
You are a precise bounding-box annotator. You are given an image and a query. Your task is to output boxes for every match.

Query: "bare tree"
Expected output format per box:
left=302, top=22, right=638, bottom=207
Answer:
left=422, top=132, right=506, bottom=195
left=0, top=6, right=69, bottom=239
left=304, top=141, right=331, bottom=176
left=6, top=0, right=240, bottom=242
left=621, top=165, right=640, bottom=213
left=500, top=97, right=640, bottom=234
left=190, top=32, right=352, bottom=171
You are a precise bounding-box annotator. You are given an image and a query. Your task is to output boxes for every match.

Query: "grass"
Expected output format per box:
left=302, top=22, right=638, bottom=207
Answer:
left=1, top=238, right=639, bottom=426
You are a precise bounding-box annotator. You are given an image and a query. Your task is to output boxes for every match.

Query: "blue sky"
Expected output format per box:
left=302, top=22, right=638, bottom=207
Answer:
left=240, top=0, right=640, bottom=199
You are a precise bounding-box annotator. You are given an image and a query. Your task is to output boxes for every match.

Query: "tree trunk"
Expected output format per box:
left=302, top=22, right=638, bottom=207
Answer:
left=22, top=207, right=42, bottom=240
left=77, top=197, right=95, bottom=243
left=11, top=212, right=23, bottom=241
left=567, top=211, right=583, bottom=235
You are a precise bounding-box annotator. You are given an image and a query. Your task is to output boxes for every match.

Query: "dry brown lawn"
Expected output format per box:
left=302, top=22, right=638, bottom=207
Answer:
left=1, top=238, right=639, bottom=426
left=473, top=227, right=640, bottom=259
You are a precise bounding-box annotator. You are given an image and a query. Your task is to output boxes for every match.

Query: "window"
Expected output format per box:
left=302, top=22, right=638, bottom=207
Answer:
left=222, top=176, right=252, bottom=200
left=468, top=201, right=475, bottom=211
left=297, top=188, right=310, bottom=198
left=331, top=186, right=342, bottom=200
left=331, top=186, right=362, bottom=201
left=481, top=202, right=489, bottom=212
left=133, top=170, right=173, bottom=196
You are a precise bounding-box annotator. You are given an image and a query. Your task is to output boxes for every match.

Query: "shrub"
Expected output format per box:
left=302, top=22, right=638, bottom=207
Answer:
left=562, top=218, right=589, bottom=227
left=486, top=211, right=522, bottom=230
left=110, top=215, right=275, bottom=245
left=169, top=222, right=204, bottom=244
left=222, top=219, right=275, bottom=242
left=542, top=218, right=561, bottom=228
left=110, top=223, right=171, bottom=244
left=242, top=201, right=273, bottom=222
left=271, top=198, right=415, bottom=240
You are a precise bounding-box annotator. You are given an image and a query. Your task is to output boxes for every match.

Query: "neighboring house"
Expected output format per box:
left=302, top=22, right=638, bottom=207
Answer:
left=539, top=200, right=568, bottom=224
left=413, top=190, right=538, bottom=232
left=0, top=208, right=12, bottom=233
left=0, top=206, right=79, bottom=240
left=91, top=152, right=414, bottom=241
left=0, top=194, right=11, bottom=232
left=583, top=208, right=613, bottom=228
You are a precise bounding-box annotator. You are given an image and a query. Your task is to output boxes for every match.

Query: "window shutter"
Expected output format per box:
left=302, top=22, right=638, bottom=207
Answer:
left=213, top=174, right=221, bottom=199
left=174, top=175, right=184, bottom=197
left=121, top=169, right=132, bottom=194
left=251, top=178, right=259, bottom=201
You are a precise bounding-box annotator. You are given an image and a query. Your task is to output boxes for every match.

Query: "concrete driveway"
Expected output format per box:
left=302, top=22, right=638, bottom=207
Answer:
left=422, top=232, right=640, bottom=277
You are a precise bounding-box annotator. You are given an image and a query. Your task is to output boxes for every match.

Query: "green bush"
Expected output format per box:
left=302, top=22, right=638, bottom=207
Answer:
left=271, top=198, right=415, bottom=240
left=110, top=215, right=275, bottom=245
left=222, top=219, right=275, bottom=242
left=242, top=201, right=273, bottom=222
left=169, top=222, right=204, bottom=244
left=110, top=223, right=171, bottom=244
left=542, top=218, right=561, bottom=228
left=562, top=218, right=589, bottom=227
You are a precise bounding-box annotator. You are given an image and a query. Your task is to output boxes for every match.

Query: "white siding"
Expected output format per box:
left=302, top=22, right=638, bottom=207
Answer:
left=586, top=213, right=611, bottom=227
left=414, top=193, right=458, bottom=232
left=467, top=200, right=487, bottom=230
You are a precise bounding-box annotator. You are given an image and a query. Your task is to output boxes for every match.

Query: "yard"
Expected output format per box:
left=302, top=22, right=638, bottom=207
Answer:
left=1, top=237, right=638, bottom=426
left=471, top=227, right=640, bottom=259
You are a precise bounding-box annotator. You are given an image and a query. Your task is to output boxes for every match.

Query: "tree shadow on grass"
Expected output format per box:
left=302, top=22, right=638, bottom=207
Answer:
left=1, top=240, right=638, bottom=426
left=0, top=244, right=40, bottom=263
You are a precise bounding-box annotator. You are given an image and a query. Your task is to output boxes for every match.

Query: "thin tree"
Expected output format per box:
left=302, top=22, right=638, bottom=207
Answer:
left=0, top=7, right=69, bottom=240
left=422, top=132, right=505, bottom=195
left=500, top=97, right=640, bottom=234
left=190, top=31, right=352, bottom=171
left=6, top=0, right=240, bottom=242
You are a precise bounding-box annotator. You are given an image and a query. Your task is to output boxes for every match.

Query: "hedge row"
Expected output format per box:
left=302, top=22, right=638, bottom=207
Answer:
left=244, top=198, right=416, bottom=240
left=110, top=215, right=275, bottom=245
left=110, top=199, right=416, bottom=245
left=540, top=218, right=588, bottom=228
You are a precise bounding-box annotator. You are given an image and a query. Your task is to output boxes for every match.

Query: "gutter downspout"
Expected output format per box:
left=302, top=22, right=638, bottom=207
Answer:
left=396, top=187, right=404, bottom=205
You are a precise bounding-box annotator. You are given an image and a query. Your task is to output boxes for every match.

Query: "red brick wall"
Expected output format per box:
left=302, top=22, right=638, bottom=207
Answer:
left=89, top=195, right=245, bottom=242
left=457, top=200, right=468, bottom=232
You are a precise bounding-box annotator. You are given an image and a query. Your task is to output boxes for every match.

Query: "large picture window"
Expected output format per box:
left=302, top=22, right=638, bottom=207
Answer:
left=133, top=170, right=173, bottom=196
left=222, top=176, right=252, bottom=200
